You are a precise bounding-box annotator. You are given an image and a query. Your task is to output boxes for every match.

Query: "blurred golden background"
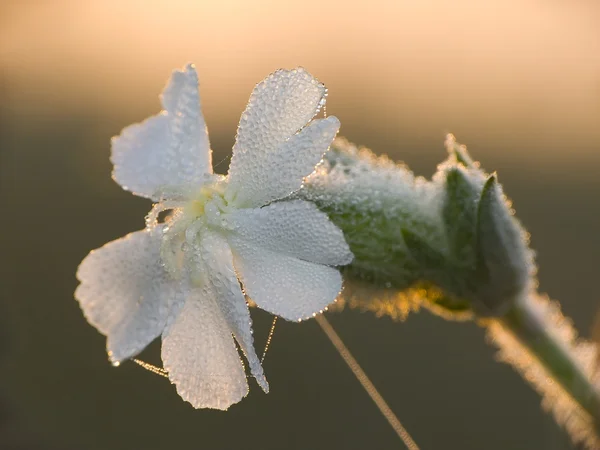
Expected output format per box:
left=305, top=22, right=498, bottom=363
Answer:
left=1, top=1, right=599, bottom=449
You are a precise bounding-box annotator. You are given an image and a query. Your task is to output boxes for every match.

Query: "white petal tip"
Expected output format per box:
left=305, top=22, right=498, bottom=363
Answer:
left=108, top=352, right=122, bottom=367
left=257, top=377, right=270, bottom=393
left=325, top=115, right=341, bottom=128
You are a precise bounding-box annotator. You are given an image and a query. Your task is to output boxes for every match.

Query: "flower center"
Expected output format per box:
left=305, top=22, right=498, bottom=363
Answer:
left=156, top=178, right=230, bottom=284
left=183, top=182, right=229, bottom=223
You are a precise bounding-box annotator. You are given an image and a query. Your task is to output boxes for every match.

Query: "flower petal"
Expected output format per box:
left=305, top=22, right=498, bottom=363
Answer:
left=75, top=226, right=181, bottom=364
left=230, top=238, right=344, bottom=321
left=111, top=64, right=212, bottom=200
left=224, top=200, right=352, bottom=266
left=198, top=228, right=268, bottom=393
left=160, top=286, right=249, bottom=410
left=225, top=68, right=334, bottom=208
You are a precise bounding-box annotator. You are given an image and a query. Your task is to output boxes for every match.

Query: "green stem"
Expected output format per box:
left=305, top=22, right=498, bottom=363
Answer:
left=501, top=299, right=600, bottom=428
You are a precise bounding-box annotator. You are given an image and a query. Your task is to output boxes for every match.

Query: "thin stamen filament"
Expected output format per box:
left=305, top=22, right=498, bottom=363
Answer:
left=315, top=314, right=420, bottom=450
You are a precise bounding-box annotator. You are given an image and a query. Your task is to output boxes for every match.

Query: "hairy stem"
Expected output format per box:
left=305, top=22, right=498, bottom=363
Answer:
left=500, top=299, right=600, bottom=429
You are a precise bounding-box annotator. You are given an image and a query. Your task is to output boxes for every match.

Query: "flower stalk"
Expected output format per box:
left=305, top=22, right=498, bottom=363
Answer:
left=300, top=136, right=600, bottom=448
left=500, top=299, right=600, bottom=425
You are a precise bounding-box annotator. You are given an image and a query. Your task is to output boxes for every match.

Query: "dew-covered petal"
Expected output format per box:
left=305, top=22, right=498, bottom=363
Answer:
left=230, top=238, right=344, bottom=321
left=226, top=68, right=333, bottom=208
left=111, top=64, right=212, bottom=200
left=198, top=228, right=268, bottom=392
left=224, top=200, right=352, bottom=266
left=228, top=117, right=340, bottom=208
left=75, top=226, right=180, bottom=364
left=160, top=285, right=249, bottom=410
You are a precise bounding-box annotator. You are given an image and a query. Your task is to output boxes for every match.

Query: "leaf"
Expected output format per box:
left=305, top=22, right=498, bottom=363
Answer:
left=446, top=134, right=476, bottom=168
left=442, top=167, right=480, bottom=264
left=474, top=175, right=530, bottom=312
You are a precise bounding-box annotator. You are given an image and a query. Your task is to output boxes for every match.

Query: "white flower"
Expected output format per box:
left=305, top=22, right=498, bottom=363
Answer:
left=75, top=65, right=353, bottom=410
